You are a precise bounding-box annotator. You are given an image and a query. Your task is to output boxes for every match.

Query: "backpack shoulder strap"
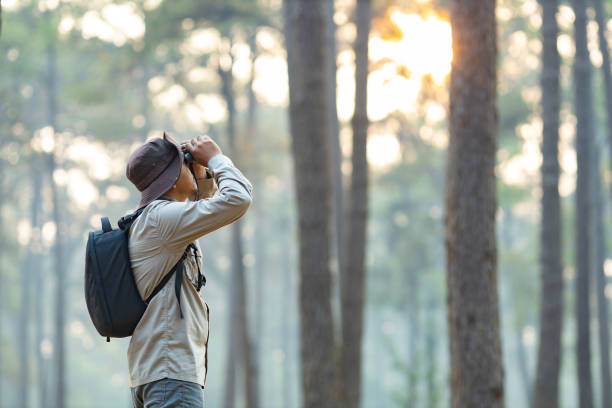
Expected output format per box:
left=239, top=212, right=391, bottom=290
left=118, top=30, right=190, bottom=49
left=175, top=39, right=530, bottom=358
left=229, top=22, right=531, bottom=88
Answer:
left=101, top=217, right=112, bottom=233
left=144, top=246, right=192, bottom=318
left=118, top=207, right=146, bottom=230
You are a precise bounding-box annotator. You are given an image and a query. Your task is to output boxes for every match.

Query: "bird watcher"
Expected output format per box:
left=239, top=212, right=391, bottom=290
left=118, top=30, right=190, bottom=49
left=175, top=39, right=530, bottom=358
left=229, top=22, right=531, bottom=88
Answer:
left=86, top=132, right=252, bottom=407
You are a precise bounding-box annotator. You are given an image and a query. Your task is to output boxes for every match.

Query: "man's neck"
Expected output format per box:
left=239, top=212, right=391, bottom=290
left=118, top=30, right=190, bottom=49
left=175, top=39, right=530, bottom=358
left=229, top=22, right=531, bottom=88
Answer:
left=160, top=192, right=187, bottom=202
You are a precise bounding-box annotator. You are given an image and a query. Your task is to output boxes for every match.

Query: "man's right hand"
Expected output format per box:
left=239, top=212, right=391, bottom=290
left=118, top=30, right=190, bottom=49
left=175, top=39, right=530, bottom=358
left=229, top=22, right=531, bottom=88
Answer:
left=181, top=135, right=222, bottom=167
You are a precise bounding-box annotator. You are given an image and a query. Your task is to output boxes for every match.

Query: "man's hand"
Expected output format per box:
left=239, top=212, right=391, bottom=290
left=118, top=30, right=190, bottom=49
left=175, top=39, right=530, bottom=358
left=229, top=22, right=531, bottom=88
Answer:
left=191, top=162, right=209, bottom=179
left=181, top=135, right=222, bottom=167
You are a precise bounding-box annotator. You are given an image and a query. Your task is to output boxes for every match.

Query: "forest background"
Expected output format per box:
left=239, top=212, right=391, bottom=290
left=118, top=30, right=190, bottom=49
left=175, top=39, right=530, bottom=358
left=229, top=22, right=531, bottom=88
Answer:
left=1, top=0, right=610, bottom=407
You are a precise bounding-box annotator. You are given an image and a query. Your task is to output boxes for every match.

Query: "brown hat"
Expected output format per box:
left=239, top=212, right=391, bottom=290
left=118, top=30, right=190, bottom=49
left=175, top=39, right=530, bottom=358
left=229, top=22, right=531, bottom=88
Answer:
left=126, top=132, right=184, bottom=209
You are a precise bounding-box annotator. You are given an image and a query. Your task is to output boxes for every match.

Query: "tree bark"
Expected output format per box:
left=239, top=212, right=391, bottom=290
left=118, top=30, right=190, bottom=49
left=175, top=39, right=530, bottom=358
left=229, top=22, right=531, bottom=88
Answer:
left=46, top=31, right=66, bottom=408
left=325, top=0, right=344, bottom=279
left=572, top=0, right=595, bottom=406
left=533, top=0, right=563, bottom=407
left=220, top=57, right=258, bottom=408
left=283, top=0, right=336, bottom=406
left=516, top=330, right=533, bottom=408
left=34, top=175, right=48, bottom=408
left=446, top=1, right=504, bottom=407
left=18, top=167, right=42, bottom=408
left=247, top=33, right=265, bottom=408
left=592, top=1, right=612, bottom=405
left=593, top=137, right=612, bottom=408
left=0, top=160, right=4, bottom=407
left=339, top=0, right=370, bottom=407
left=281, top=215, right=294, bottom=408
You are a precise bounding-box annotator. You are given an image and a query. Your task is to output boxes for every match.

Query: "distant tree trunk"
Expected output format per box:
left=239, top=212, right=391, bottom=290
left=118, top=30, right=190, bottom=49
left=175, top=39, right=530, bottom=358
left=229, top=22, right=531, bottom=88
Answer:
left=46, top=32, right=66, bottom=408
left=283, top=0, right=336, bottom=406
left=324, top=3, right=344, bottom=397
left=533, top=0, right=563, bottom=407
left=247, top=33, right=265, bottom=408
left=19, top=167, right=42, bottom=408
left=516, top=330, right=533, bottom=407
left=325, top=0, right=344, bottom=279
left=445, top=1, right=504, bottom=407
left=219, top=58, right=258, bottom=408
left=405, top=274, right=420, bottom=406
left=424, top=300, right=439, bottom=408
left=221, top=61, right=237, bottom=404
left=592, top=1, right=612, bottom=406
left=0, top=160, right=4, bottom=407
left=140, top=63, right=151, bottom=141
left=281, top=216, right=294, bottom=408
left=34, top=193, right=49, bottom=408
left=339, top=0, right=370, bottom=406
left=593, top=138, right=612, bottom=408
left=572, top=0, right=595, bottom=406
left=33, top=190, right=48, bottom=408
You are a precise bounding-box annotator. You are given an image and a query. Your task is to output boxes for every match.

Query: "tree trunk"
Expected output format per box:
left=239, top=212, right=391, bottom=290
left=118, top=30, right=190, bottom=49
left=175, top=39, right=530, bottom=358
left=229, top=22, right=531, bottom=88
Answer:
left=283, top=0, right=336, bottom=406
left=533, top=0, right=563, bottom=407
left=516, top=330, right=533, bottom=408
left=33, top=178, right=48, bottom=408
left=446, top=1, right=504, bottom=407
left=324, top=3, right=344, bottom=399
left=424, top=300, right=439, bottom=408
left=0, top=160, right=4, bottom=407
left=140, top=63, right=151, bottom=141
left=572, top=0, right=595, bottom=406
left=340, top=0, right=370, bottom=407
left=46, top=32, right=66, bottom=408
left=405, top=267, right=420, bottom=406
left=247, top=33, right=264, bottom=408
left=325, top=0, right=344, bottom=288
left=592, top=1, right=612, bottom=405
left=593, top=138, right=612, bottom=408
left=281, top=222, right=293, bottom=408
left=18, top=167, right=42, bottom=408
left=220, top=58, right=258, bottom=408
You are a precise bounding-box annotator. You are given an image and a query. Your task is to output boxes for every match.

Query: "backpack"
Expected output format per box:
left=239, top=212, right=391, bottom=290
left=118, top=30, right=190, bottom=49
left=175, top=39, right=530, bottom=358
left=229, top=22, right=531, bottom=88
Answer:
left=84, top=206, right=206, bottom=342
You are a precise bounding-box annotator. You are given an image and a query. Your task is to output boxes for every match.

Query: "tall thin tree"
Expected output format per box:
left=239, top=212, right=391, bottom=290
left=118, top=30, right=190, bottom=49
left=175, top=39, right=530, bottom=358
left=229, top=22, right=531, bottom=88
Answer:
left=340, top=0, right=370, bottom=406
left=593, top=136, right=611, bottom=408
left=591, top=1, right=612, bottom=405
left=533, top=0, right=563, bottom=407
left=0, top=160, right=4, bottom=407
left=219, top=51, right=258, bottom=408
left=445, top=1, right=504, bottom=407
left=283, top=0, right=336, bottom=406
left=45, top=18, right=66, bottom=408
left=572, top=0, right=595, bottom=406
left=325, top=0, right=344, bottom=277
left=246, top=33, right=265, bottom=407
left=19, top=166, right=43, bottom=408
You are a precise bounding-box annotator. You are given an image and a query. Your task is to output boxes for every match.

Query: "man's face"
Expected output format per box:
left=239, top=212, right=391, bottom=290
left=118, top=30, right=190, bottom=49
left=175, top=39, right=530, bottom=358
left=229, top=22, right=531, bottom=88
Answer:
left=175, top=161, right=197, bottom=196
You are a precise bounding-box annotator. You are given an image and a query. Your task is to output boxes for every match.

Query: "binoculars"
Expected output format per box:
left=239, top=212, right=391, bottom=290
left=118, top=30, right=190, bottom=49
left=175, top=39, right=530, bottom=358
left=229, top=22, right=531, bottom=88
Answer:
left=183, top=149, right=195, bottom=164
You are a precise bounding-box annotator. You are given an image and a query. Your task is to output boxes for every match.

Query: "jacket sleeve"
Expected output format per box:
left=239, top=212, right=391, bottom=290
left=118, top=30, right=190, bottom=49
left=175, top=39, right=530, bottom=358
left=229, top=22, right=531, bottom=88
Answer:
left=155, top=154, right=253, bottom=251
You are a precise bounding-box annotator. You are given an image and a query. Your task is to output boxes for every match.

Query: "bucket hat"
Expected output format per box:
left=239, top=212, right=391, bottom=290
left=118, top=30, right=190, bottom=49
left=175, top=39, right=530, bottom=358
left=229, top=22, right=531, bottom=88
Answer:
left=126, top=131, right=183, bottom=209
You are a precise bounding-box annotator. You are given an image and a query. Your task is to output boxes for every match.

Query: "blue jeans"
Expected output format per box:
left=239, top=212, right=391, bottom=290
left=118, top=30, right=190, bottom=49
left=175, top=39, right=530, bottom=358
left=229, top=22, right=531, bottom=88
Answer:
left=131, top=378, right=204, bottom=408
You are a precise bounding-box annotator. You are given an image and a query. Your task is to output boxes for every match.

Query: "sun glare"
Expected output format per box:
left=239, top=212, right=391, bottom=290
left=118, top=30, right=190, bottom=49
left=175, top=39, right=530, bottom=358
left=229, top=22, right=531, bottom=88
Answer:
left=367, top=134, right=401, bottom=167
left=387, top=11, right=453, bottom=84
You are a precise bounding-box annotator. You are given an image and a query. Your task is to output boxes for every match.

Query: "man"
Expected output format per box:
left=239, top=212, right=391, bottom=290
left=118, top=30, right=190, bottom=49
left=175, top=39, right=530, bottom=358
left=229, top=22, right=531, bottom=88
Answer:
left=125, top=132, right=252, bottom=407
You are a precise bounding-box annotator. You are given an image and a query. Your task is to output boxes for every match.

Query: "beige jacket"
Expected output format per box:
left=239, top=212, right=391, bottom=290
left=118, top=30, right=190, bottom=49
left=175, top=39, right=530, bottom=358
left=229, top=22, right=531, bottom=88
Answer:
left=126, top=154, right=252, bottom=388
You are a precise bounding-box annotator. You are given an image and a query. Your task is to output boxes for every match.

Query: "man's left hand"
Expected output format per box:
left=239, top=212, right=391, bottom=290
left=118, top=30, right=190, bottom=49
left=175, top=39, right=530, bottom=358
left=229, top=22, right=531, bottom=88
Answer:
left=192, top=162, right=209, bottom=179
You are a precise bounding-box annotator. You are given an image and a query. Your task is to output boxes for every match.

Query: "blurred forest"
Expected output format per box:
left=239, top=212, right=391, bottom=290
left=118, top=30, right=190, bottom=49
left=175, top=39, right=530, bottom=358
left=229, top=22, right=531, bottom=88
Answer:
left=1, top=0, right=612, bottom=407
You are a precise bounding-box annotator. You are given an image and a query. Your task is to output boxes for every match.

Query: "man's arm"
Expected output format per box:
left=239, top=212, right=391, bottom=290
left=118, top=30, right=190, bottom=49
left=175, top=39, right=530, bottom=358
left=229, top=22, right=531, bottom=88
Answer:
left=155, top=153, right=252, bottom=250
